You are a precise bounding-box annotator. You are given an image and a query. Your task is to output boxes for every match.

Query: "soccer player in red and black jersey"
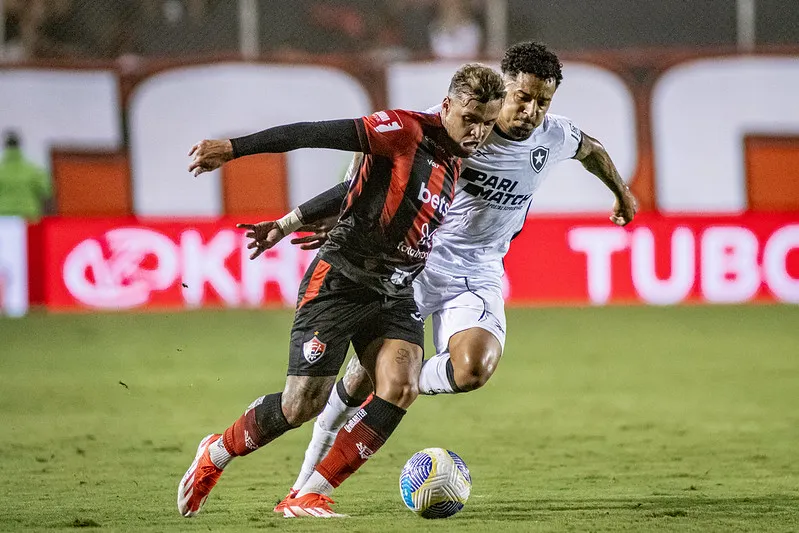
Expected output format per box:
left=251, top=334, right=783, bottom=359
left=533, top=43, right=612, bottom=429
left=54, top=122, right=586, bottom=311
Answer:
left=177, top=64, right=505, bottom=518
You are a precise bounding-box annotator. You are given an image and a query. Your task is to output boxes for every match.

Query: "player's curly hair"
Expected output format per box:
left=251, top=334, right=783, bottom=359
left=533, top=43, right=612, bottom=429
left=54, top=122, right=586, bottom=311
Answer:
left=448, top=63, right=506, bottom=104
left=501, top=41, right=563, bottom=86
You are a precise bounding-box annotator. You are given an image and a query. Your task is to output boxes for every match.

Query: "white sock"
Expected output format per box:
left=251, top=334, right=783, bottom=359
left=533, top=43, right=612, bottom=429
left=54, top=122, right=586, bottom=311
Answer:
left=418, top=352, right=457, bottom=395
left=297, top=470, right=334, bottom=497
left=209, top=437, right=233, bottom=469
left=290, top=383, right=360, bottom=491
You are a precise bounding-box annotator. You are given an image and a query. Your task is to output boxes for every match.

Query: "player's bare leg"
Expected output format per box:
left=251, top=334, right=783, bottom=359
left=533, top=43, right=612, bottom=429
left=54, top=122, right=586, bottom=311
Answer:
left=448, top=327, right=503, bottom=391
left=418, top=327, right=502, bottom=394
left=285, top=339, right=422, bottom=518
left=277, top=358, right=373, bottom=512
left=281, top=375, right=338, bottom=425
left=178, top=375, right=334, bottom=517
left=367, top=339, right=422, bottom=408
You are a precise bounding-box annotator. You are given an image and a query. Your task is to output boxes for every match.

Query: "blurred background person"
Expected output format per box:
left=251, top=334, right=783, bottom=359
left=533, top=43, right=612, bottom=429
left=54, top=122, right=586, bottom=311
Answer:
left=428, top=0, right=484, bottom=59
left=1, top=0, right=26, bottom=61
left=129, top=0, right=235, bottom=57
left=2, top=0, right=123, bottom=60
left=0, top=131, right=51, bottom=221
left=261, top=0, right=375, bottom=56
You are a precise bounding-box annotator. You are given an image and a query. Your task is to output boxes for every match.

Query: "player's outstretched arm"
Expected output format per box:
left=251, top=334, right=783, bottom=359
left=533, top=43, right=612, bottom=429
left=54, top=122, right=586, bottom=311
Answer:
left=189, top=119, right=364, bottom=176
left=574, top=132, right=638, bottom=226
left=237, top=178, right=350, bottom=258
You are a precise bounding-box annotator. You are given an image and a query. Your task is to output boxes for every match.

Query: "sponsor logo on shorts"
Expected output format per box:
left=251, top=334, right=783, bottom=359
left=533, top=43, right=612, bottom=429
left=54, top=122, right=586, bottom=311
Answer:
left=410, top=312, right=424, bottom=323
left=302, top=333, right=327, bottom=364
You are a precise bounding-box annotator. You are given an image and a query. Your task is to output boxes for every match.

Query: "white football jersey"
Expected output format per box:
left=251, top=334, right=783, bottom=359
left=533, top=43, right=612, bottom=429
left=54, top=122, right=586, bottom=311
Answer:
left=424, top=113, right=582, bottom=278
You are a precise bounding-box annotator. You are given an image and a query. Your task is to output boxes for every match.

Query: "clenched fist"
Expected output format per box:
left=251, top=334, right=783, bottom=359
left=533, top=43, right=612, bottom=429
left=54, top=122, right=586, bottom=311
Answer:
left=610, top=191, right=638, bottom=226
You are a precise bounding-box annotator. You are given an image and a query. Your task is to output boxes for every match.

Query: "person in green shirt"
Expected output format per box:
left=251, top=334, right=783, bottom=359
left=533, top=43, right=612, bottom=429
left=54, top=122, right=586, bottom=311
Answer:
left=0, top=131, right=51, bottom=221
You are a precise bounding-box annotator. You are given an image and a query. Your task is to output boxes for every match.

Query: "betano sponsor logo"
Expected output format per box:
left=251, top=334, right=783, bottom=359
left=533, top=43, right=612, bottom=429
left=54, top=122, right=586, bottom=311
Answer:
left=418, top=183, right=450, bottom=216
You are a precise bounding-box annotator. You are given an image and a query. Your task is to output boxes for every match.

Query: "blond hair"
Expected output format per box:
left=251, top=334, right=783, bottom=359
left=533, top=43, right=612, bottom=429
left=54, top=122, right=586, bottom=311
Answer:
left=448, top=63, right=506, bottom=104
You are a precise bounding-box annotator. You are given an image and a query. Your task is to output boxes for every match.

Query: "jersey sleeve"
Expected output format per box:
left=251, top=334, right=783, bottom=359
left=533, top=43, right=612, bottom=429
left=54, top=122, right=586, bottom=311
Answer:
left=355, top=109, right=423, bottom=157
left=550, top=114, right=583, bottom=161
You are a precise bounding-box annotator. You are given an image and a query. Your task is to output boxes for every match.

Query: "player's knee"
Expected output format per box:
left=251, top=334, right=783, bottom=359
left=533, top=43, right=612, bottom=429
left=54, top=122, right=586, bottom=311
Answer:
left=342, top=363, right=373, bottom=400
left=453, top=351, right=499, bottom=392
left=280, top=391, right=326, bottom=426
left=392, top=383, right=420, bottom=409
left=377, top=379, right=419, bottom=409
left=454, top=364, right=490, bottom=391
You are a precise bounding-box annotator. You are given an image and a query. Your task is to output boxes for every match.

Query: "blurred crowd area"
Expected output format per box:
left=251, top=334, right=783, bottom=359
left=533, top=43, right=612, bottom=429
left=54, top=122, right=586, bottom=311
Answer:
left=1, top=0, right=488, bottom=62
left=1, top=0, right=797, bottom=63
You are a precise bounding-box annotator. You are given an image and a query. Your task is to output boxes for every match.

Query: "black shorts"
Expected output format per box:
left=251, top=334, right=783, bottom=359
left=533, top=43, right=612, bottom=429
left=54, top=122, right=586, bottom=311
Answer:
left=287, top=257, right=425, bottom=377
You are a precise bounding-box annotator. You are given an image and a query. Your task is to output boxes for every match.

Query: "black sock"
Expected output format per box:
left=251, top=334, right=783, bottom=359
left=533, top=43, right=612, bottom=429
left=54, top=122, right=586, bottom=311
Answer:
left=357, top=395, right=406, bottom=439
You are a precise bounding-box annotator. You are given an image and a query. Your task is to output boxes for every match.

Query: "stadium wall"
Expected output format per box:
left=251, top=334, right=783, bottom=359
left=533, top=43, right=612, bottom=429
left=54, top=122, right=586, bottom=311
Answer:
left=0, top=50, right=798, bottom=314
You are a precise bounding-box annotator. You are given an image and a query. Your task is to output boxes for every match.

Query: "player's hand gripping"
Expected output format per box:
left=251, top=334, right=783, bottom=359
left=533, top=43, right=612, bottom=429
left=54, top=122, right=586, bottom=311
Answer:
left=289, top=216, right=336, bottom=251
left=237, top=221, right=286, bottom=259
left=610, top=190, right=638, bottom=226
left=188, top=139, right=234, bottom=176
left=237, top=216, right=336, bottom=259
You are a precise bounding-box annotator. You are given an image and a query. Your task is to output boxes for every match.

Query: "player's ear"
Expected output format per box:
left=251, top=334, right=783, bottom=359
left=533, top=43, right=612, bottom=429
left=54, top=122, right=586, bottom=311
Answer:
left=440, top=96, right=452, bottom=122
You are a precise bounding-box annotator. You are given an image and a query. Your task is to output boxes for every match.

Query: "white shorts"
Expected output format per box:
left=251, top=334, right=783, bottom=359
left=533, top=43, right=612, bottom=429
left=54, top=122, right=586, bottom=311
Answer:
left=412, top=266, right=507, bottom=354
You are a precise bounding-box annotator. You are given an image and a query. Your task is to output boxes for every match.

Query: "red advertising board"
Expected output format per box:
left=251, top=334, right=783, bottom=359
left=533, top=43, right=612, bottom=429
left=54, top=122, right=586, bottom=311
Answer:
left=504, top=214, right=799, bottom=306
left=40, top=215, right=799, bottom=311
left=43, top=217, right=317, bottom=311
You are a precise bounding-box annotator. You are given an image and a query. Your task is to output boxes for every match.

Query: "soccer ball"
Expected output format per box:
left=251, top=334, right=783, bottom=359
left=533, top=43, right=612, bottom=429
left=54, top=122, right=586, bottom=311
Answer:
left=399, top=447, right=472, bottom=518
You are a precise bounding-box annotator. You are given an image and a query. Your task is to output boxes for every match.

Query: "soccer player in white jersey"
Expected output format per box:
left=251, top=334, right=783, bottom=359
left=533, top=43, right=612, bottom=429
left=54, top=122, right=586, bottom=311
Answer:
left=238, top=41, right=637, bottom=512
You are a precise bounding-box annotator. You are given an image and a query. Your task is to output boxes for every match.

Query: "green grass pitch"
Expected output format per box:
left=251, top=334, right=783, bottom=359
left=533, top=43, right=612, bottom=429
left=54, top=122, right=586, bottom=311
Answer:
left=1, top=305, right=798, bottom=532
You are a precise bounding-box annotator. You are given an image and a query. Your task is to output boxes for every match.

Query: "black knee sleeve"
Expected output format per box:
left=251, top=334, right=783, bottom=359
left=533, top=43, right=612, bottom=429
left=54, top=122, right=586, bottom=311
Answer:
left=253, top=392, right=296, bottom=443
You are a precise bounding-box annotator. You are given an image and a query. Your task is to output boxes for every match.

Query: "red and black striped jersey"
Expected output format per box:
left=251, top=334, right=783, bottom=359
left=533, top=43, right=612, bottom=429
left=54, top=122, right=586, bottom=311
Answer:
left=318, top=109, right=460, bottom=296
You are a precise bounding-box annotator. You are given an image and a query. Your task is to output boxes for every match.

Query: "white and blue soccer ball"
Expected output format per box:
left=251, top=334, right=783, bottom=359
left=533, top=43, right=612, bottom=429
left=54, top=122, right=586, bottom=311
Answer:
left=399, top=447, right=472, bottom=518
